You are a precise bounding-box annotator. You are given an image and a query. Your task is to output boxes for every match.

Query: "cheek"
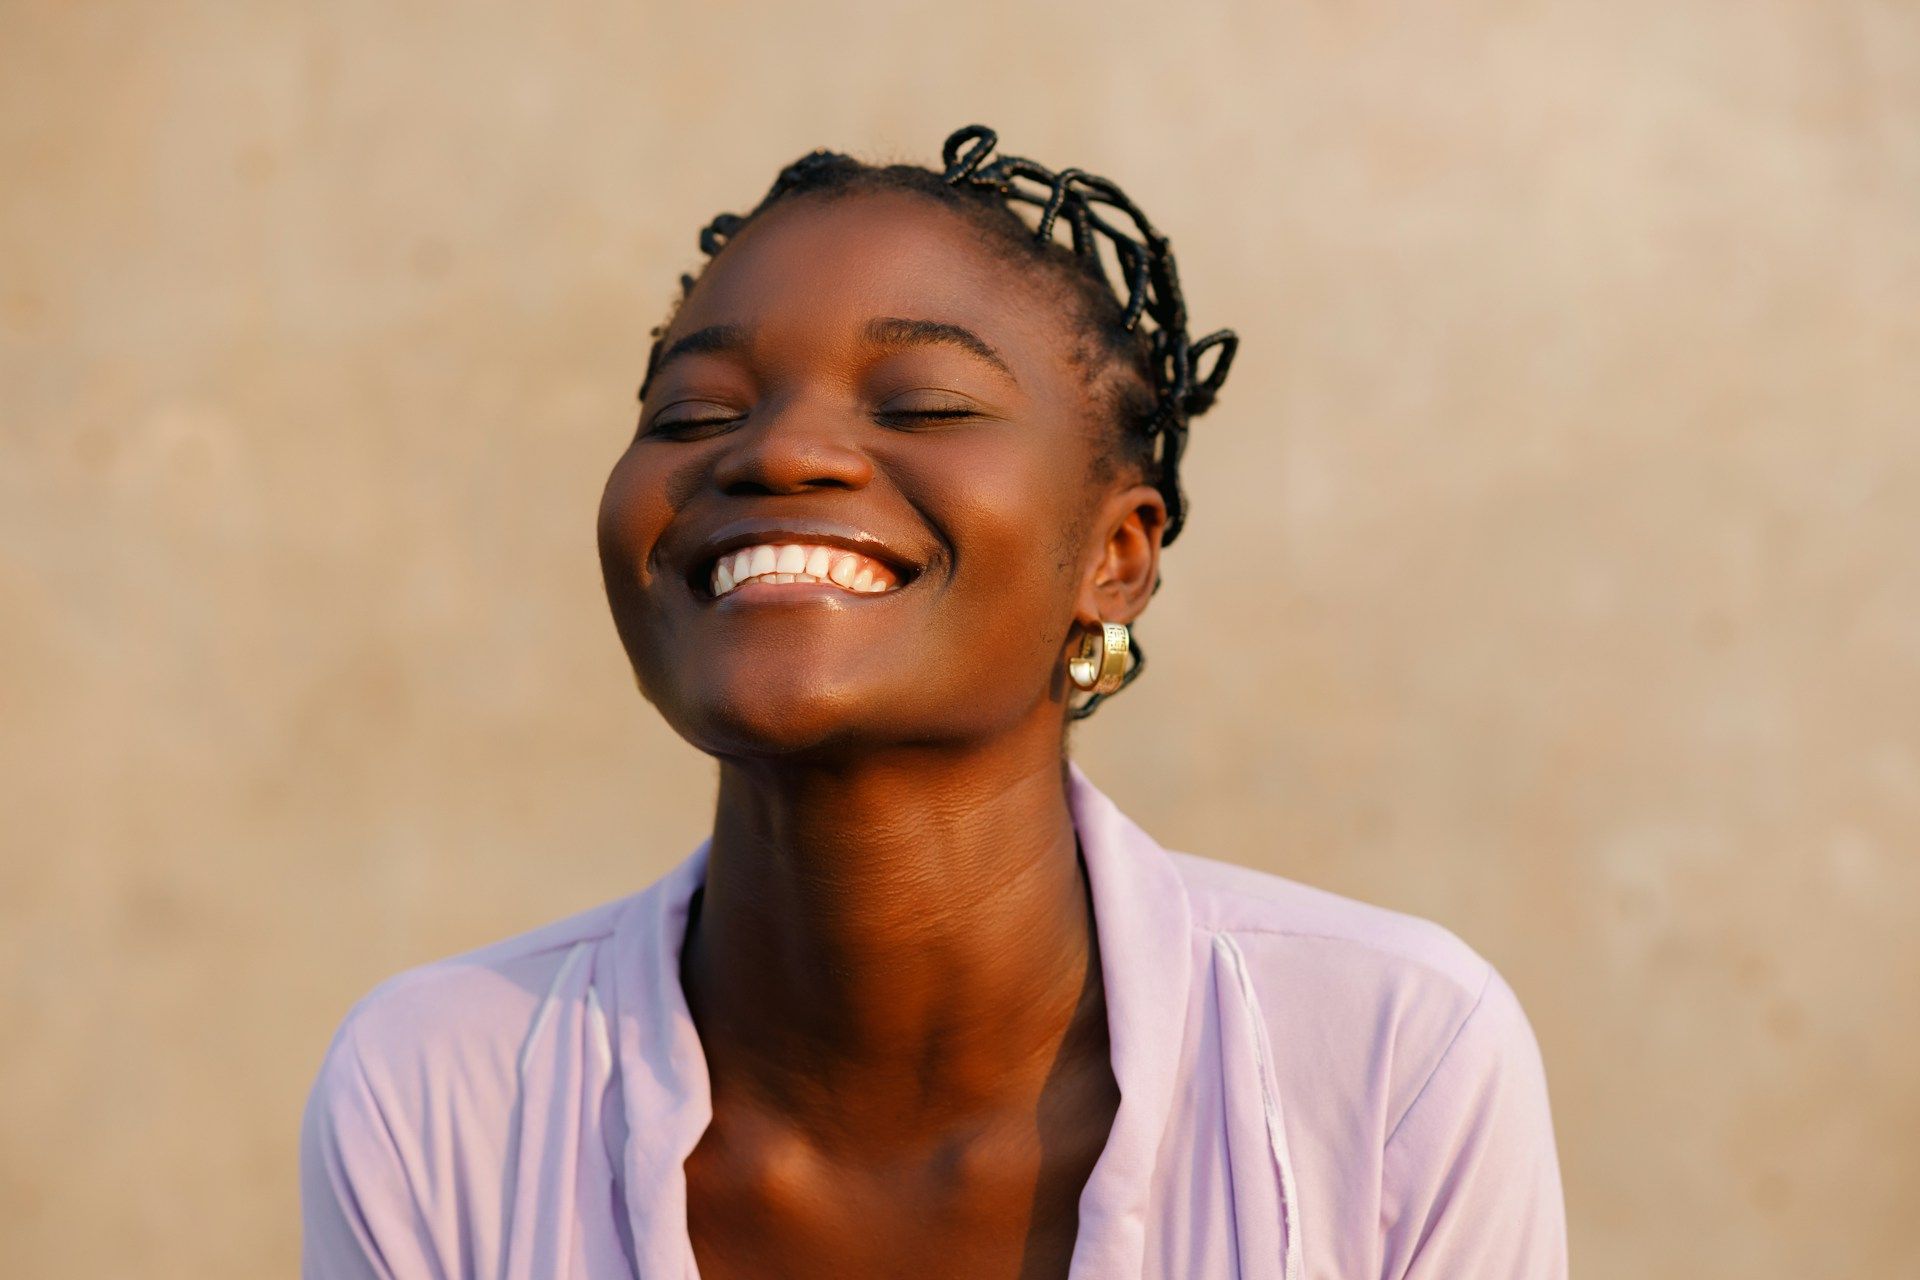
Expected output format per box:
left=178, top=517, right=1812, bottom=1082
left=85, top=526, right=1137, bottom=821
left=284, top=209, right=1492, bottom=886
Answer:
left=591, top=443, right=698, bottom=667
left=895, top=431, right=1088, bottom=639
left=596, top=445, right=690, bottom=623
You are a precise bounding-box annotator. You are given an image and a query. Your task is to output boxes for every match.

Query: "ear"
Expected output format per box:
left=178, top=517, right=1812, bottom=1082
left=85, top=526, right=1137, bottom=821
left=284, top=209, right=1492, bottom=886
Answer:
left=1074, top=482, right=1167, bottom=627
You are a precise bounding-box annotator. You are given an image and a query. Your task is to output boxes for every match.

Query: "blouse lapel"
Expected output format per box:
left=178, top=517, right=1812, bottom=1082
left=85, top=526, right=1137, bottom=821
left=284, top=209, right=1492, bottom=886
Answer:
left=1065, top=762, right=1195, bottom=1280
left=607, top=842, right=712, bottom=1279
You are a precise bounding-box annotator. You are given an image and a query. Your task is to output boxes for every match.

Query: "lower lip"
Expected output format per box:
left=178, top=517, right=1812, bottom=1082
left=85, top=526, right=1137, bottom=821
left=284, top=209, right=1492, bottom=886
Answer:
left=706, top=580, right=904, bottom=607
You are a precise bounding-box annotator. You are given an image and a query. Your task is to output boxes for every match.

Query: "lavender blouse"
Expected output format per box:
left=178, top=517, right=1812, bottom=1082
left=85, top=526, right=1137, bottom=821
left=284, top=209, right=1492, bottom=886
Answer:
left=301, top=764, right=1567, bottom=1278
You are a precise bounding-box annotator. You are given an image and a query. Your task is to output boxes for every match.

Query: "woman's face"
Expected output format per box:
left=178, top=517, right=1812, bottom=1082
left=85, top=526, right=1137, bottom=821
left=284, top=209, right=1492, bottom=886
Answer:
left=598, top=190, right=1160, bottom=758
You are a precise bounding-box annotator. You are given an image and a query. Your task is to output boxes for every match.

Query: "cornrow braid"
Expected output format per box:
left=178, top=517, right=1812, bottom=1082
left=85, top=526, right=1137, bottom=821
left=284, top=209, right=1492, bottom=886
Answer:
left=936, top=125, right=1237, bottom=551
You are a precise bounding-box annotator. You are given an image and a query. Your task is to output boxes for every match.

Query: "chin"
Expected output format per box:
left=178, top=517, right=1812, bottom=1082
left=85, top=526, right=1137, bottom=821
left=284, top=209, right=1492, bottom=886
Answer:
left=652, top=675, right=905, bottom=762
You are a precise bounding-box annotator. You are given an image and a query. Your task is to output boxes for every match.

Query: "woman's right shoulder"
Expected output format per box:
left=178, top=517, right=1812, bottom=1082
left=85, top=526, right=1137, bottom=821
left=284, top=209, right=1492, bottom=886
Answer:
left=307, top=890, right=641, bottom=1106
left=299, top=890, right=652, bottom=1273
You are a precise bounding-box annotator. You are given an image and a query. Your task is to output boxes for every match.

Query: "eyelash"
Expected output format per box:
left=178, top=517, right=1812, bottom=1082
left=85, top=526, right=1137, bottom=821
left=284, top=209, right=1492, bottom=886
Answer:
left=878, top=408, right=975, bottom=428
left=644, top=414, right=739, bottom=440
left=645, top=407, right=975, bottom=438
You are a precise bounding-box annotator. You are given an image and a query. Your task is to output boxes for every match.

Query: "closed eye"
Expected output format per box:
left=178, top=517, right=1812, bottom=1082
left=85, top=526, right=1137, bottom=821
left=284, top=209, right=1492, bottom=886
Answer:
left=644, top=400, right=986, bottom=438
left=643, top=406, right=745, bottom=440
left=877, top=407, right=979, bottom=427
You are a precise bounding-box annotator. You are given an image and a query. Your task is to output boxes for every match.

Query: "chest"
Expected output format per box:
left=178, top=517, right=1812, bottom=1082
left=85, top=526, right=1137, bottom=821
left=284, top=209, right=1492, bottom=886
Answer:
left=681, top=1106, right=1108, bottom=1280
left=685, top=1179, right=1081, bottom=1280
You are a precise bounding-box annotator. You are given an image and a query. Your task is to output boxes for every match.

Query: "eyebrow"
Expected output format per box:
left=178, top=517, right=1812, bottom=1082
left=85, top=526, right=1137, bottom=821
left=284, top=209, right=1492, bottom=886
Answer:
left=650, top=323, right=751, bottom=382
left=862, top=317, right=1018, bottom=385
left=647, top=317, right=1018, bottom=386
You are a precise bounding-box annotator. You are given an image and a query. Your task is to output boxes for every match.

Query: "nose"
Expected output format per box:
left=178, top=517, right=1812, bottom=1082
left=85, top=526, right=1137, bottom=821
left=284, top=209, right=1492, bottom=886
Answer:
left=709, top=398, right=875, bottom=496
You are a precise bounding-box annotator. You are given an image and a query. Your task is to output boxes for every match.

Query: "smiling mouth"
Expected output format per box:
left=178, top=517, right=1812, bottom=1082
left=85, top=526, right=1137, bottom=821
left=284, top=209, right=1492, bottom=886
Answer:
left=705, top=542, right=907, bottom=600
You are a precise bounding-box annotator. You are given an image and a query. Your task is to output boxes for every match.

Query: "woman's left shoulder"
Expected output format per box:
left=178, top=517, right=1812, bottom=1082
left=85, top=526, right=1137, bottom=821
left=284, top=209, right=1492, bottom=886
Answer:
left=1163, top=850, right=1567, bottom=1272
left=1171, top=850, right=1503, bottom=1000
left=1167, top=849, right=1554, bottom=1140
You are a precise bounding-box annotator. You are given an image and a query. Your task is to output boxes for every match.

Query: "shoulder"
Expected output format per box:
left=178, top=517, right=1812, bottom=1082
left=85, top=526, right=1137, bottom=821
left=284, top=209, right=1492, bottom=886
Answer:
left=1167, top=850, right=1548, bottom=1141
left=1162, top=853, right=1565, bottom=1268
left=306, top=891, right=636, bottom=1117
left=1171, top=848, right=1492, bottom=996
left=300, top=891, right=652, bottom=1270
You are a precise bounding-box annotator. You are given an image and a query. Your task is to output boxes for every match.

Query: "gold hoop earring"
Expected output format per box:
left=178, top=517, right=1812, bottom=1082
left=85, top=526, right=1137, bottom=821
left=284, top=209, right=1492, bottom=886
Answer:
left=1068, top=622, right=1131, bottom=696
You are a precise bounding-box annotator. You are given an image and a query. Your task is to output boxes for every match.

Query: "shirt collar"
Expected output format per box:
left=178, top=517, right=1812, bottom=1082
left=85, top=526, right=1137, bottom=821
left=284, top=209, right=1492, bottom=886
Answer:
left=608, top=839, right=711, bottom=1278
left=1063, top=759, right=1194, bottom=1278
left=607, top=762, right=1193, bottom=1278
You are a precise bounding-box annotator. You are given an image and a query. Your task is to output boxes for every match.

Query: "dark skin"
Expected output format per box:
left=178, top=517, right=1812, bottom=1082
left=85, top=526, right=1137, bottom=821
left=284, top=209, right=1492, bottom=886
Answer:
left=596, top=189, right=1166, bottom=1278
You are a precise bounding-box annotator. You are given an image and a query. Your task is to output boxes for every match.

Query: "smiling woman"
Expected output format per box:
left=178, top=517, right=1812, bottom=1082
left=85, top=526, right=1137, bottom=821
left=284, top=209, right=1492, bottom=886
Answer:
left=299, top=127, right=1567, bottom=1280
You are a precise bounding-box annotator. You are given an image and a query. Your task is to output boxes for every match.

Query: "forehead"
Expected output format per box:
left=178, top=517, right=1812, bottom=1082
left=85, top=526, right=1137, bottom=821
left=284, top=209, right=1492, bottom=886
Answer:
left=670, top=190, right=1069, bottom=372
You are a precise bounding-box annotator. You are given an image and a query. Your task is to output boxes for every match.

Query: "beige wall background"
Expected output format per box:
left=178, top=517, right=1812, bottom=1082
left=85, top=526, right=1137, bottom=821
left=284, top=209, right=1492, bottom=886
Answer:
left=4, top=2, right=1917, bottom=1276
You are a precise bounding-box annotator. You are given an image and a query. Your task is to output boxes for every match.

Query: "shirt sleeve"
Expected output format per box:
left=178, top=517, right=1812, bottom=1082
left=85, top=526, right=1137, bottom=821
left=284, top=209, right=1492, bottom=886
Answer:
left=1378, top=966, right=1568, bottom=1280
left=299, top=1017, right=448, bottom=1280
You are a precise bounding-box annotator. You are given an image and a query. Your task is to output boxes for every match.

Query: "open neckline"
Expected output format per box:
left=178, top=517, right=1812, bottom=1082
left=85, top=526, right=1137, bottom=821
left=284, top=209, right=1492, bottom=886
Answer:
left=602, top=761, right=1195, bottom=1279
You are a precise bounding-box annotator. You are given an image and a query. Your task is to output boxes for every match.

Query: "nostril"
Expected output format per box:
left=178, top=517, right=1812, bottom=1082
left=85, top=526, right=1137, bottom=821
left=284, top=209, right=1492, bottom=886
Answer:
left=719, top=472, right=863, bottom=497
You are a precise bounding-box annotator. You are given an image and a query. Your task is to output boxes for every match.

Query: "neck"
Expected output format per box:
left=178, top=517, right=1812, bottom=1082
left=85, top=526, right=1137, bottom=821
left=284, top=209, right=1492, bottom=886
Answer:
left=683, top=723, right=1104, bottom=1141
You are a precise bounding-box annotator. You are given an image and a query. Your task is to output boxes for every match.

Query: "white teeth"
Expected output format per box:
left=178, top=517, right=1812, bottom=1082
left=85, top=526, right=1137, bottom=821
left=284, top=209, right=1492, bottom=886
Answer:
left=709, top=542, right=902, bottom=599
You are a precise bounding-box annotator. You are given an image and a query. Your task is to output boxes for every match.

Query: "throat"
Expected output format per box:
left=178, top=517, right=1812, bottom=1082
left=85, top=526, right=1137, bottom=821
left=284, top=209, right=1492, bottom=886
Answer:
left=682, top=881, right=1120, bottom=1280
left=682, top=748, right=1108, bottom=1131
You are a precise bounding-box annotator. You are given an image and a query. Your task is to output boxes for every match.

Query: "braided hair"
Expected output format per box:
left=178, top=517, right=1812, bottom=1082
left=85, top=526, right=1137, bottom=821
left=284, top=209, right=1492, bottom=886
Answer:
left=639, top=124, right=1238, bottom=716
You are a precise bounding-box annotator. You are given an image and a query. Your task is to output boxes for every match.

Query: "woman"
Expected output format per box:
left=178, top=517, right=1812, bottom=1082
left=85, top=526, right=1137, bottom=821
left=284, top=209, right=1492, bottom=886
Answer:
left=301, top=125, right=1566, bottom=1279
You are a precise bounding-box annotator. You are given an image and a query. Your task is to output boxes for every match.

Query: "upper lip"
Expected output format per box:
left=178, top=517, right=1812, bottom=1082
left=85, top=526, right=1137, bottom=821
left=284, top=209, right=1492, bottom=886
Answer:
left=682, top=518, right=927, bottom=593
